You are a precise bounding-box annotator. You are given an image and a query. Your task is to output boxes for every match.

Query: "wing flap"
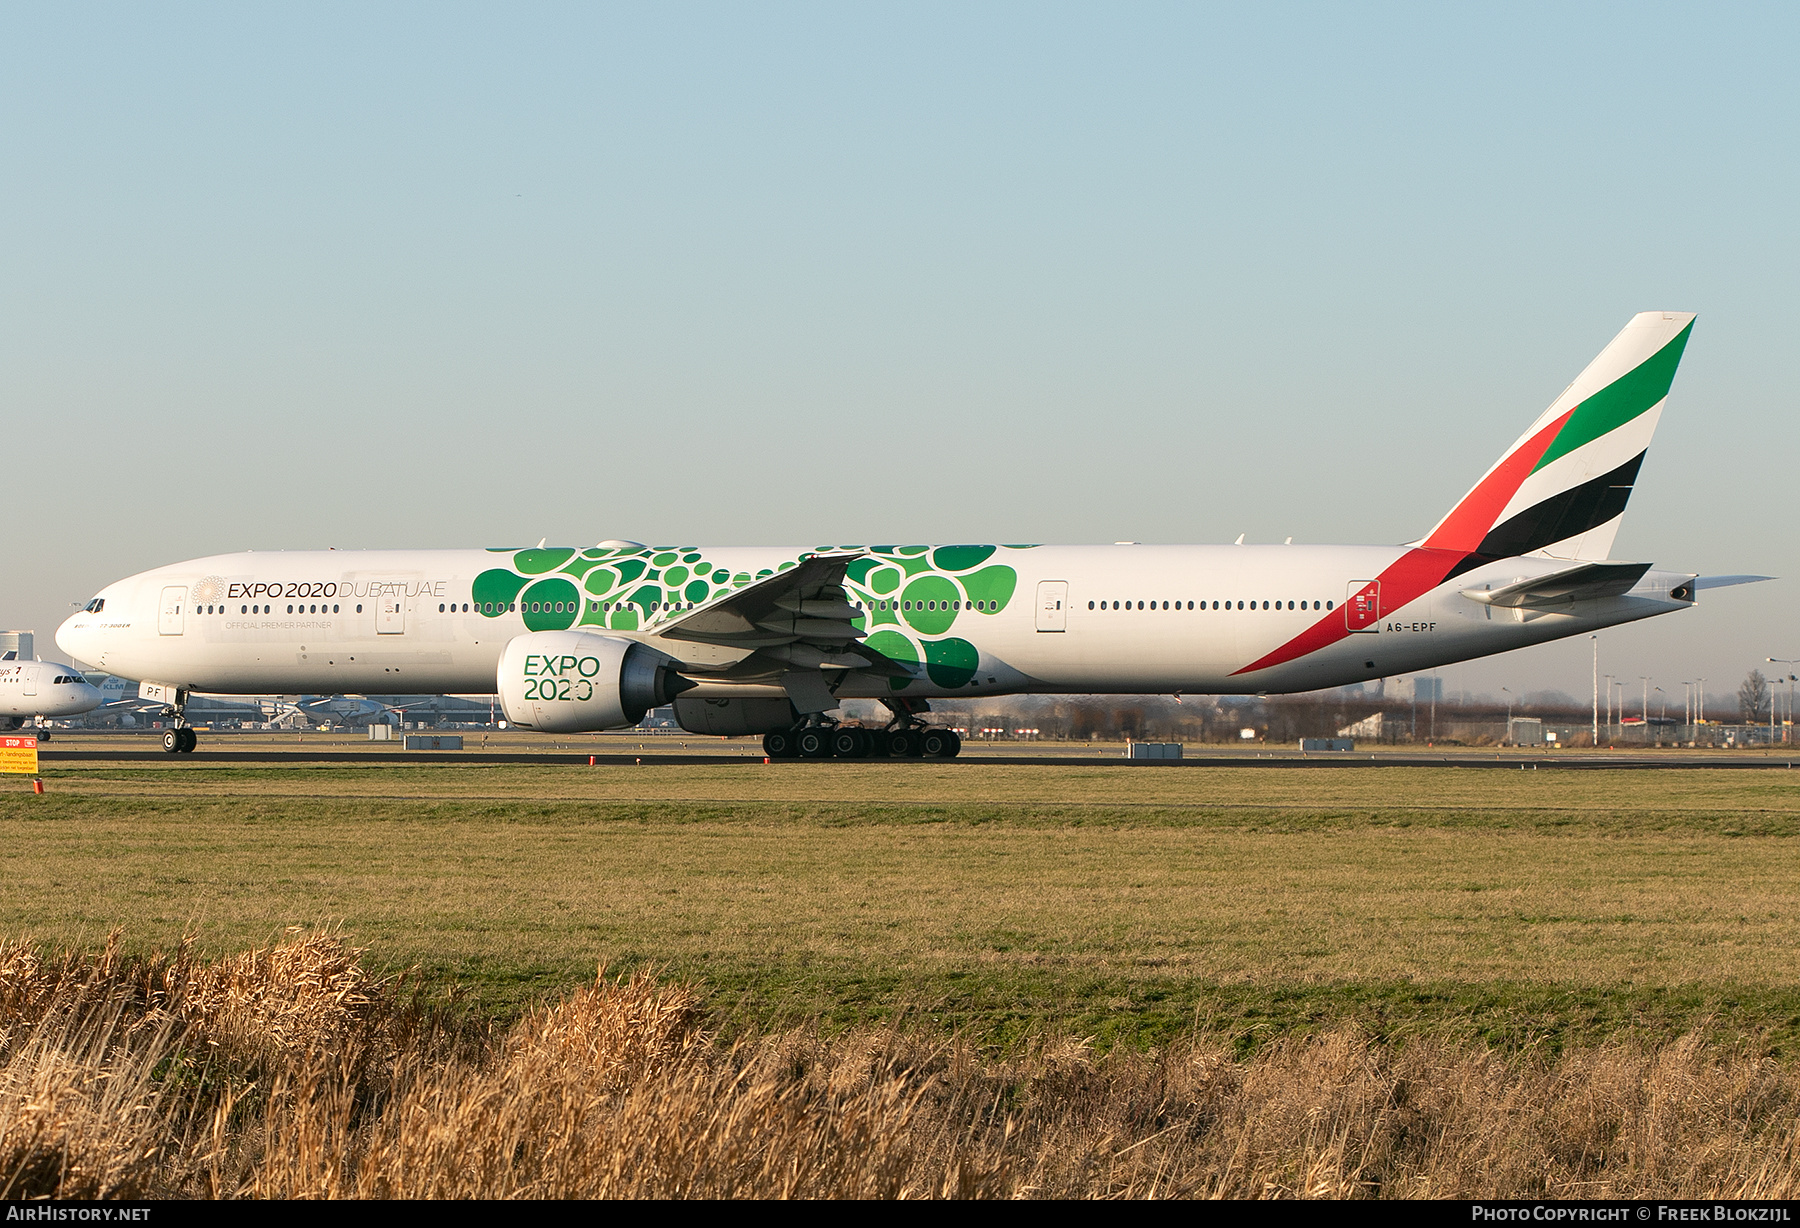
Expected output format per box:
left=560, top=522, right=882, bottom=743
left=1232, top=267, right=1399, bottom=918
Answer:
left=661, top=554, right=865, bottom=647
left=657, top=552, right=912, bottom=685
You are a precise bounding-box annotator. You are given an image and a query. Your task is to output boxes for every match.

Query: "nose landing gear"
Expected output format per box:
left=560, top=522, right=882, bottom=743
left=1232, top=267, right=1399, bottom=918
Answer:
left=160, top=696, right=198, bottom=754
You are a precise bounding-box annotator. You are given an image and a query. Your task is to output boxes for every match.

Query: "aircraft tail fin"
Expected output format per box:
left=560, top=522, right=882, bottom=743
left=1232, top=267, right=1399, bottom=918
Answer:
left=1419, top=312, right=1695, bottom=561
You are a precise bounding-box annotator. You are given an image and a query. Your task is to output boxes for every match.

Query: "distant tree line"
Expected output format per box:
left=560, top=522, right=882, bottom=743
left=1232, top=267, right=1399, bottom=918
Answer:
left=930, top=675, right=1786, bottom=744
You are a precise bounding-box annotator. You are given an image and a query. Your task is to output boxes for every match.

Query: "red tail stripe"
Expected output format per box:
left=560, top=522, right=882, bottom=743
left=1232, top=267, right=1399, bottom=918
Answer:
left=1421, top=411, right=1570, bottom=553
left=1233, top=408, right=1575, bottom=678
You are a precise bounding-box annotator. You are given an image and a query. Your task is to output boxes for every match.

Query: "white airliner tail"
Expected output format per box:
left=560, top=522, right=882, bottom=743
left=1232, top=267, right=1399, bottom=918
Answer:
left=1418, top=312, right=1695, bottom=561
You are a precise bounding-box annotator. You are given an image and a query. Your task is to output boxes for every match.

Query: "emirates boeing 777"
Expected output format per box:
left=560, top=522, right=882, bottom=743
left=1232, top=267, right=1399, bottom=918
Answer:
left=57, top=312, right=1766, bottom=757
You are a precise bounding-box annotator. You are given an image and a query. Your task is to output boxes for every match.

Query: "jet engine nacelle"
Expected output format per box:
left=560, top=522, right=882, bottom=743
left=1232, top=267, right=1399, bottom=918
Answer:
left=497, top=632, right=693, bottom=732
left=672, top=695, right=798, bottom=736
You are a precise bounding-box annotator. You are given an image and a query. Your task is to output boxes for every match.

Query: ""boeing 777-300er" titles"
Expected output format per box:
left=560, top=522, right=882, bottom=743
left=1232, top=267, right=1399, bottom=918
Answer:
left=56, top=312, right=1768, bottom=757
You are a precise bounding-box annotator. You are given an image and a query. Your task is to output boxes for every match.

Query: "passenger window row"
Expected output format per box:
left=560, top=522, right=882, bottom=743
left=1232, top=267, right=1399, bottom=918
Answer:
left=1088, top=599, right=1334, bottom=611
left=586, top=601, right=698, bottom=613
left=230, top=604, right=360, bottom=614
left=866, top=600, right=995, bottom=612
left=418, top=600, right=713, bottom=616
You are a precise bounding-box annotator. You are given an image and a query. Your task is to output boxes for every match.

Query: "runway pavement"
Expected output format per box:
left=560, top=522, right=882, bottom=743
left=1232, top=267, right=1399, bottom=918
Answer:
left=30, top=734, right=1800, bottom=770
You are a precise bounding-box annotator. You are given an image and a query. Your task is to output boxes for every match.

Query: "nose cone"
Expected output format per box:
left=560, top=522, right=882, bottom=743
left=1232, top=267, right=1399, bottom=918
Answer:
left=54, top=612, right=84, bottom=664
left=73, top=682, right=103, bottom=715
left=54, top=612, right=99, bottom=669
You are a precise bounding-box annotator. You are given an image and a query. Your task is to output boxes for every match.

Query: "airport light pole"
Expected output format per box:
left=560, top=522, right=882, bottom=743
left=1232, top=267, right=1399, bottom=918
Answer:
left=1591, top=636, right=1599, bottom=748
left=1769, top=659, right=1797, bottom=745
left=1641, top=676, right=1650, bottom=745
left=1603, top=674, right=1614, bottom=741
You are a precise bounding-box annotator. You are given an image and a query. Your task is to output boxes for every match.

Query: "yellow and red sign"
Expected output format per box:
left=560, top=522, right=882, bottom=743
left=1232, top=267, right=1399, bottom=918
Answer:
left=0, top=736, right=39, bottom=775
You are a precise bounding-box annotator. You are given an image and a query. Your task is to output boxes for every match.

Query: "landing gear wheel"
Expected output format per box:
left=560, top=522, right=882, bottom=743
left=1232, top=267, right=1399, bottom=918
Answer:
left=180, top=727, right=197, bottom=753
left=762, top=730, right=799, bottom=759
left=885, top=729, right=923, bottom=758
left=830, top=728, right=870, bottom=758
left=797, top=727, right=833, bottom=759
left=921, top=728, right=958, bottom=759
left=163, top=729, right=181, bottom=754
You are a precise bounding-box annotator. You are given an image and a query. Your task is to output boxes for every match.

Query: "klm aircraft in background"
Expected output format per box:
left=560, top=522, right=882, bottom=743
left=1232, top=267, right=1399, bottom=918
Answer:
left=58, top=313, right=1767, bottom=757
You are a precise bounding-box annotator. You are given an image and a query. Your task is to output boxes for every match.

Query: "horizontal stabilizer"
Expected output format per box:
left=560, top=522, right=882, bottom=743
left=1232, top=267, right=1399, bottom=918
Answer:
left=1462, top=561, right=1653, bottom=609
left=1692, top=574, right=1775, bottom=590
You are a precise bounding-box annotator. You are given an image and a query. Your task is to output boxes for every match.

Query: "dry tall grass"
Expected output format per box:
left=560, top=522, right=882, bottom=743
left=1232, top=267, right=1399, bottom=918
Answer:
left=0, top=933, right=1796, bottom=1199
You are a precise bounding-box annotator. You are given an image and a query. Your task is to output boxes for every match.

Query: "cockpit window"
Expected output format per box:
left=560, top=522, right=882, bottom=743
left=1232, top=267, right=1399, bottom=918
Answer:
left=84, top=598, right=105, bottom=613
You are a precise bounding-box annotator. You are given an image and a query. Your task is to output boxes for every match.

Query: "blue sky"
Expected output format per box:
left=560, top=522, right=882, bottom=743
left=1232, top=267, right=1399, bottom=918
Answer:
left=4, top=3, right=1794, bottom=701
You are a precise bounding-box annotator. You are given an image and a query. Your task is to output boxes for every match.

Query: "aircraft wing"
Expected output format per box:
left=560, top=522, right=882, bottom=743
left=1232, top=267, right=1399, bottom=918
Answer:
left=1462, top=561, right=1654, bottom=609
left=658, top=553, right=910, bottom=682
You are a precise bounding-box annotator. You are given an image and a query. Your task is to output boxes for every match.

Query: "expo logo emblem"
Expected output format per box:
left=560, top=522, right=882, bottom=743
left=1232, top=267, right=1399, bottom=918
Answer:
left=520, top=653, right=602, bottom=702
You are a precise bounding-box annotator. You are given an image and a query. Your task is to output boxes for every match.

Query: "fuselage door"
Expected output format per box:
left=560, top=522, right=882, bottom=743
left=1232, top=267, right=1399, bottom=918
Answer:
left=1345, top=580, right=1380, bottom=633
left=377, top=595, right=406, bottom=635
left=158, top=586, right=186, bottom=636
left=1036, top=580, right=1068, bottom=632
left=22, top=667, right=35, bottom=697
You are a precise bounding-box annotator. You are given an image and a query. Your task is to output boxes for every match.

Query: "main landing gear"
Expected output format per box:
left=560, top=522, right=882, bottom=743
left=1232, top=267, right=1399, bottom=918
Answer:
left=762, top=722, right=961, bottom=761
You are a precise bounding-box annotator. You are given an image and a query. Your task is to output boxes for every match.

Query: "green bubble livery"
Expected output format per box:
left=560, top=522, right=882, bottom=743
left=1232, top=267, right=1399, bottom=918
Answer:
left=472, top=543, right=1034, bottom=692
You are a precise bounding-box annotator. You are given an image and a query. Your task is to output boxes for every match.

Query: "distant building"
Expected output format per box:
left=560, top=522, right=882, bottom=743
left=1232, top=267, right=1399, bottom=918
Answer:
left=1507, top=717, right=1545, bottom=746
left=0, top=631, right=33, bottom=661
left=1343, top=676, right=1441, bottom=703
left=1384, top=676, right=1443, bottom=703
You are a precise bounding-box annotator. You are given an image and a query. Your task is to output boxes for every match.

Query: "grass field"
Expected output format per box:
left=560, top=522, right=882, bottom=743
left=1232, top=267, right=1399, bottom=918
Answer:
left=5, top=758, right=1799, bottom=1052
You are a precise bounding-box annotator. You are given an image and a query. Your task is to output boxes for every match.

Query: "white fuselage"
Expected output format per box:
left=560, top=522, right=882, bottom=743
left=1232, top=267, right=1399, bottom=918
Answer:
left=55, top=545, right=1694, bottom=700
left=0, top=659, right=104, bottom=719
